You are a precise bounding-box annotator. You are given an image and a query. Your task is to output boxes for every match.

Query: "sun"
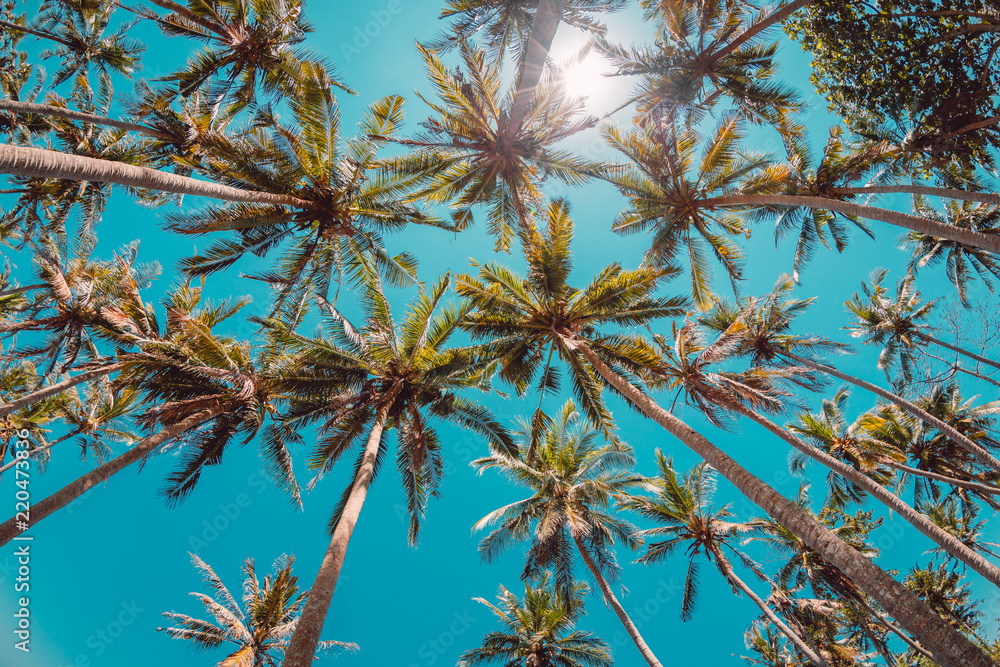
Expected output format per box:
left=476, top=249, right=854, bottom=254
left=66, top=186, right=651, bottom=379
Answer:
left=558, top=53, right=615, bottom=102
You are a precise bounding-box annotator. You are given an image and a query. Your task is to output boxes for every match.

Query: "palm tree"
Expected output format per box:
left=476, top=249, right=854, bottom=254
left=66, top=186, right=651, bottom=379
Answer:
left=274, top=265, right=514, bottom=667
left=472, top=400, right=663, bottom=667
left=158, top=553, right=357, bottom=665
left=905, top=562, right=988, bottom=641
left=456, top=201, right=996, bottom=667
left=845, top=269, right=1000, bottom=382
left=143, top=0, right=347, bottom=112
left=905, top=198, right=1000, bottom=307
left=458, top=572, right=613, bottom=667
left=0, top=283, right=277, bottom=545
left=621, top=452, right=827, bottom=666
left=379, top=42, right=609, bottom=251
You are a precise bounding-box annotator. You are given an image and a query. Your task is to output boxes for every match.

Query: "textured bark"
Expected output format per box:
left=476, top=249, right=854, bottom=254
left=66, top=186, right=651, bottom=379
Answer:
left=282, top=397, right=394, bottom=667
left=0, top=143, right=311, bottom=207
left=829, top=184, right=1000, bottom=207
left=0, top=363, right=121, bottom=418
left=506, top=0, right=569, bottom=135
left=0, top=99, right=171, bottom=139
left=572, top=340, right=997, bottom=667
left=697, top=194, right=1000, bottom=254
left=572, top=534, right=664, bottom=667
left=709, top=546, right=828, bottom=666
left=914, top=331, right=1000, bottom=371
left=782, top=350, right=1000, bottom=475
left=0, top=405, right=224, bottom=546
left=710, top=0, right=815, bottom=60
left=723, top=396, right=1000, bottom=588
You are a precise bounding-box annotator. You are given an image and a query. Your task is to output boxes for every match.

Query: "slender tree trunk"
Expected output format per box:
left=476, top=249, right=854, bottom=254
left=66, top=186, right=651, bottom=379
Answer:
left=0, top=405, right=224, bottom=546
left=710, top=0, right=815, bottom=60
left=913, top=331, right=1000, bottom=371
left=829, top=184, right=1000, bottom=207
left=781, top=350, right=1000, bottom=475
left=571, top=534, right=664, bottom=667
left=0, top=19, right=72, bottom=47
left=887, top=461, right=1000, bottom=496
left=696, top=194, right=1000, bottom=254
left=145, top=0, right=221, bottom=34
left=0, top=427, right=84, bottom=476
left=571, top=340, right=997, bottom=667
left=0, top=99, right=171, bottom=140
left=720, top=395, right=1000, bottom=588
left=0, top=363, right=121, bottom=418
left=0, top=283, right=46, bottom=298
left=946, top=362, right=1000, bottom=388
left=0, top=143, right=311, bottom=208
left=282, top=396, right=395, bottom=667
left=709, top=548, right=828, bottom=666
left=506, top=0, right=569, bottom=136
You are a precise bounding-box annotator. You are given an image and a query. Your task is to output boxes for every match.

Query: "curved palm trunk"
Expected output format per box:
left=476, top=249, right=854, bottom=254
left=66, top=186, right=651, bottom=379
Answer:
left=888, top=461, right=1000, bottom=495
left=0, top=99, right=171, bottom=140
left=0, top=143, right=311, bottom=207
left=720, top=396, right=1000, bottom=588
left=710, top=0, right=815, bottom=60
left=830, top=184, right=1000, bottom=207
left=708, top=547, right=827, bottom=667
left=506, top=0, right=569, bottom=135
left=571, top=534, right=663, bottom=667
left=0, top=405, right=224, bottom=546
left=0, top=19, right=72, bottom=47
left=0, top=283, right=46, bottom=298
left=913, top=331, right=1000, bottom=371
left=0, top=427, right=83, bottom=476
left=697, top=194, right=1000, bottom=254
left=282, top=399, right=393, bottom=667
left=780, top=350, right=1000, bottom=475
left=572, top=340, right=997, bottom=667
left=0, top=363, right=121, bottom=418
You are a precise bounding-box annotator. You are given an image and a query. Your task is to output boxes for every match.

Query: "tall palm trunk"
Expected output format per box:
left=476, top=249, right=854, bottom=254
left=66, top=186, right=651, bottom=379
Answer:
left=0, top=143, right=311, bottom=207
left=888, top=461, right=1000, bottom=495
left=0, top=19, right=72, bottom=47
left=780, top=350, right=1000, bottom=475
left=708, top=546, right=828, bottom=667
left=0, top=427, right=83, bottom=476
left=717, top=394, right=1000, bottom=588
left=0, top=99, right=171, bottom=139
left=0, top=363, right=121, bottom=418
left=0, top=405, right=224, bottom=546
left=506, top=0, right=569, bottom=135
left=830, top=184, right=1000, bottom=207
left=282, top=396, right=394, bottom=667
left=571, top=339, right=997, bottom=667
left=912, top=331, right=1000, bottom=371
left=571, top=534, right=663, bottom=667
left=0, top=283, right=46, bottom=298
left=709, top=0, right=815, bottom=60
left=697, top=194, right=1000, bottom=254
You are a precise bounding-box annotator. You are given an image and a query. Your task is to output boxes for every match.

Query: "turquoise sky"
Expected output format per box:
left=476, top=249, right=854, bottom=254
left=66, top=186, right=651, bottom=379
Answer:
left=1, top=2, right=998, bottom=667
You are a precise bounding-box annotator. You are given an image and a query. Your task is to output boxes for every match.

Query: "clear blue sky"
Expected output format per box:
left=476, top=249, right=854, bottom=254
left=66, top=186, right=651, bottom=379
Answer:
left=1, top=2, right=997, bottom=667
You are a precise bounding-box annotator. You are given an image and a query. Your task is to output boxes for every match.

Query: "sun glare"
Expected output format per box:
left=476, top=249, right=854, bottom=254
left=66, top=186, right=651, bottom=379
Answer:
left=560, top=54, right=614, bottom=102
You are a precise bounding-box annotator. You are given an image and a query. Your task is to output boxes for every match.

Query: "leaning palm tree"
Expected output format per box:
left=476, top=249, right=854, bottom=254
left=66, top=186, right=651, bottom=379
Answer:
left=275, top=264, right=514, bottom=667
left=473, top=399, right=663, bottom=667
left=0, top=282, right=278, bottom=545
left=379, top=42, right=610, bottom=251
left=621, top=452, right=827, bottom=666
left=158, top=553, right=357, bottom=666
left=456, top=199, right=996, bottom=667
left=458, top=572, right=612, bottom=667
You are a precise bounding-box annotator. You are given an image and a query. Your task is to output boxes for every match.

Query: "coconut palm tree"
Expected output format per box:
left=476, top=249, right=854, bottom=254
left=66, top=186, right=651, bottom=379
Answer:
left=456, top=201, right=995, bottom=667
left=143, top=0, right=347, bottom=112
left=379, top=42, right=609, bottom=251
left=845, top=269, right=1000, bottom=384
left=905, top=561, right=989, bottom=641
left=274, top=264, right=514, bottom=667
left=458, top=572, right=612, bottom=667
left=0, top=282, right=278, bottom=545
left=158, top=553, right=357, bottom=665
left=621, top=452, right=827, bottom=666
left=472, top=399, right=663, bottom=667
